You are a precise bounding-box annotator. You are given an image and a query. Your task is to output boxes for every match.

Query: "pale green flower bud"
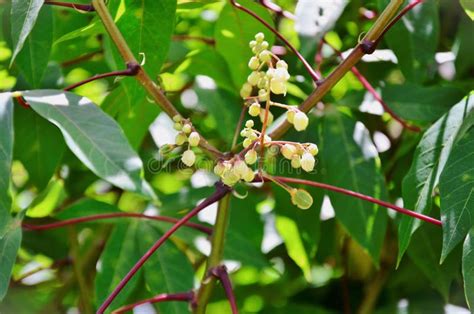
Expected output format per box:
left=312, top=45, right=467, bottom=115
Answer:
left=233, top=159, right=249, bottom=178
left=281, top=144, right=296, bottom=160
left=248, top=56, right=260, bottom=70
left=248, top=103, right=261, bottom=117
left=307, top=143, right=319, bottom=156
left=301, top=152, right=315, bottom=172
left=249, top=40, right=257, bottom=48
left=258, top=89, right=269, bottom=102
left=243, top=138, right=253, bottom=148
left=173, top=115, right=183, bottom=122
left=222, top=169, right=240, bottom=186
left=182, top=123, right=192, bottom=134
left=182, top=149, right=196, bottom=167
left=242, top=168, right=255, bottom=182
left=291, top=155, right=301, bottom=168
left=240, top=82, right=253, bottom=98
left=245, top=120, right=254, bottom=128
left=270, top=79, right=287, bottom=95
left=290, top=188, right=313, bottom=210
left=214, top=162, right=226, bottom=176
left=255, top=32, right=265, bottom=42
left=245, top=149, right=258, bottom=165
left=188, top=132, right=200, bottom=147
left=173, top=122, right=183, bottom=131
left=259, top=50, right=271, bottom=63
left=247, top=71, right=260, bottom=86
left=276, top=60, right=288, bottom=69
left=293, top=111, right=309, bottom=131
left=175, top=132, right=187, bottom=146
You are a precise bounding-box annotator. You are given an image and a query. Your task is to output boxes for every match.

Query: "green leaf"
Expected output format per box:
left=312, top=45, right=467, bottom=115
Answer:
left=462, top=228, right=474, bottom=310
left=176, top=48, right=236, bottom=93
left=380, top=84, right=465, bottom=122
left=460, top=0, right=474, bottom=20
left=55, top=199, right=120, bottom=220
left=0, top=93, right=13, bottom=233
left=195, top=86, right=242, bottom=145
left=378, top=0, right=439, bottom=83
left=0, top=219, right=22, bottom=301
left=10, top=0, right=44, bottom=63
left=111, top=0, right=177, bottom=76
left=407, top=224, right=460, bottom=299
left=138, top=222, right=194, bottom=314
left=95, top=222, right=142, bottom=310
left=440, top=110, right=474, bottom=260
left=399, top=95, right=474, bottom=263
left=26, top=178, right=66, bottom=218
left=320, top=110, right=387, bottom=263
left=14, top=6, right=53, bottom=88
left=23, top=90, right=156, bottom=199
left=224, top=193, right=268, bottom=269
left=14, top=106, right=65, bottom=190
left=215, top=0, right=275, bottom=88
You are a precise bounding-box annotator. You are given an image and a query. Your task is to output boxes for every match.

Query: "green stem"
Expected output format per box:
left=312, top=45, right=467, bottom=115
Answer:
left=91, top=0, right=222, bottom=158
left=194, top=194, right=232, bottom=314
left=269, top=0, right=404, bottom=140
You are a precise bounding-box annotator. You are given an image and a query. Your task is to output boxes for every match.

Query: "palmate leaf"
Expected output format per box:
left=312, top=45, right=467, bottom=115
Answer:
left=440, top=110, right=474, bottom=260
left=319, top=110, right=387, bottom=263
left=398, top=95, right=474, bottom=263
left=22, top=90, right=156, bottom=199
left=10, top=0, right=44, bottom=63
left=215, top=0, right=275, bottom=88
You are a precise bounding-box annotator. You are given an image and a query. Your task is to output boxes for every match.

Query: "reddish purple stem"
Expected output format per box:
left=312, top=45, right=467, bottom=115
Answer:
left=210, top=265, right=239, bottom=314
left=64, top=62, right=140, bottom=91
left=22, top=212, right=212, bottom=235
left=271, top=176, right=442, bottom=226
left=97, top=184, right=231, bottom=314
left=44, top=1, right=95, bottom=12
left=112, top=291, right=195, bottom=314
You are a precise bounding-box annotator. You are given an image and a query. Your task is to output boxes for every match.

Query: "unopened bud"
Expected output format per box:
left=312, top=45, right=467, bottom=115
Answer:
left=188, top=132, right=200, bottom=147
left=182, top=123, right=192, bottom=134
left=182, top=149, right=196, bottom=167
left=245, top=149, right=258, bottom=165
left=175, top=132, right=187, bottom=146
left=248, top=103, right=261, bottom=117
left=248, top=57, right=260, bottom=70
left=281, top=144, right=296, bottom=160
left=293, top=111, right=309, bottom=131
left=242, top=168, right=255, bottom=182
left=245, top=120, right=254, bottom=128
left=290, top=188, right=313, bottom=210
left=255, top=32, right=265, bottom=42
left=301, top=152, right=315, bottom=172
left=307, top=143, right=319, bottom=156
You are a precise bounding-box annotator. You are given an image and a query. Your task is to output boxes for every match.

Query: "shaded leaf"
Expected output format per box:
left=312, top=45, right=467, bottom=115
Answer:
left=0, top=93, right=13, bottom=233
left=14, top=6, right=53, bottom=88
left=320, top=110, right=387, bottom=263
left=10, top=0, right=44, bottom=63
left=55, top=199, right=120, bottom=220
left=440, top=110, right=474, bottom=260
left=111, top=0, right=177, bottom=76
left=0, top=219, right=22, bottom=301
left=460, top=0, right=474, bottom=20
left=380, top=84, right=465, bottom=122
left=138, top=222, right=194, bottom=314
left=215, top=0, right=275, bottom=87
left=378, top=0, right=439, bottom=83
left=95, top=222, right=142, bottom=310
left=399, top=95, right=474, bottom=263
left=462, top=228, right=474, bottom=310
left=14, top=105, right=65, bottom=190
left=23, top=90, right=156, bottom=199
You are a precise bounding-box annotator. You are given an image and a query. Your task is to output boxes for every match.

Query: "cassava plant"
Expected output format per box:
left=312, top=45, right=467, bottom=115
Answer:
left=0, top=0, right=473, bottom=313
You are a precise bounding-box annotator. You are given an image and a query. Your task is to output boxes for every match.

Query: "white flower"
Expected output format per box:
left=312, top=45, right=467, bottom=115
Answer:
left=293, top=111, right=309, bottom=131
left=301, top=152, right=315, bottom=172
left=182, top=149, right=196, bottom=167
left=188, top=132, right=200, bottom=147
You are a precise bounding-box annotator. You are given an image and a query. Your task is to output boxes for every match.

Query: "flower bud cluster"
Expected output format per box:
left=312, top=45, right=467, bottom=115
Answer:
left=280, top=143, right=319, bottom=172
left=172, top=115, right=200, bottom=167
left=214, top=157, right=256, bottom=187
left=240, top=120, right=271, bottom=148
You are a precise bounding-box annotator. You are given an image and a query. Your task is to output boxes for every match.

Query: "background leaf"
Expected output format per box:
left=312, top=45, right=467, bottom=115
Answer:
left=399, top=95, right=474, bottom=263
left=138, top=222, right=194, bottom=314
left=215, top=0, right=275, bottom=87
left=23, top=90, right=155, bottom=199
left=95, top=222, right=142, bottom=310
left=0, top=93, right=13, bottom=232
left=13, top=105, right=65, bottom=190
left=320, top=110, right=387, bottom=263
left=440, top=110, right=474, bottom=259
left=377, top=0, right=439, bottom=83
left=0, top=220, right=22, bottom=301
left=10, top=0, right=44, bottom=63
left=14, top=6, right=53, bottom=88
left=462, top=228, right=474, bottom=310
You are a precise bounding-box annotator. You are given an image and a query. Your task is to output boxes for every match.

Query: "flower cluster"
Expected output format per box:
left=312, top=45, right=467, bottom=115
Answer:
left=240, top=32, right=309, bottom=133
left=240, top=119, right=271, bottom=148
left=280, top=143, right=318, bottom=172
left=213, top=157, right=256, bottom=186
left=172, top=115, right=200, bottom=167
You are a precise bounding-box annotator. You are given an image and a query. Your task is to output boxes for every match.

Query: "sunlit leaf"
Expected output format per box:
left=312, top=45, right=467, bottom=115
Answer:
left=462, top=228, right=474, bottom=310
left=0, top=93, right=13, bottom=233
